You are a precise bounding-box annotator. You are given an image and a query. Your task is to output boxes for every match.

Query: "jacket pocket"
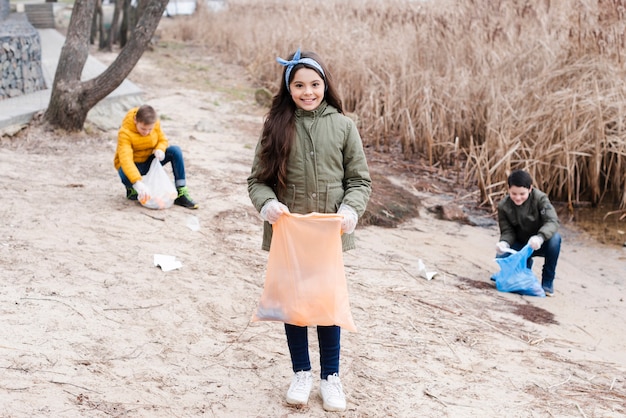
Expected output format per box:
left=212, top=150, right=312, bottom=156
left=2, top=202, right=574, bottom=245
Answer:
left=325, top=182, right=345, bottom=212
left=283, top=184, right=297, bottom=209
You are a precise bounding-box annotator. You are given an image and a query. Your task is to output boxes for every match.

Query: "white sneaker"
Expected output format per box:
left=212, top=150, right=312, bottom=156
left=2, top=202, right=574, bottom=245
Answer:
left=286, top=370, right=313, bottom=405
left=319, top=373, right=346, bottom=412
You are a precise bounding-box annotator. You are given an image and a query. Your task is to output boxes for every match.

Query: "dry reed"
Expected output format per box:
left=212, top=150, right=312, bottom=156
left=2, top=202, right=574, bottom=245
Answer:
left=159, top=0, right=626, bottom=210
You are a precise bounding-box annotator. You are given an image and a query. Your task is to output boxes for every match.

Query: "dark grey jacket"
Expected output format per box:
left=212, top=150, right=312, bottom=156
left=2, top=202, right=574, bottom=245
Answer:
left=248, top=101, right=372, bottom=251
left=498, top=188, right=559, bottom=245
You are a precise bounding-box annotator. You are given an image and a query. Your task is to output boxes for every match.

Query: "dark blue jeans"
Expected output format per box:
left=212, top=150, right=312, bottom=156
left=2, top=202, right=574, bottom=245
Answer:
left=285, top=323, right=340, bottom=380
left=498, top=232, right=562, bottom=284
left=118, top=145, right=187, bottom=188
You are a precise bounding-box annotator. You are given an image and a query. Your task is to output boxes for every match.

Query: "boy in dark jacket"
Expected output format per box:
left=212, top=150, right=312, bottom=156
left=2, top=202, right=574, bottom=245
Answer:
left=496, top=170, right=562, bottom=296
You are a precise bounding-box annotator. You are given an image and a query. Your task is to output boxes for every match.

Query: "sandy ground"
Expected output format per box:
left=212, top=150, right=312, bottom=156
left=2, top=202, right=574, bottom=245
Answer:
left=1, top=38, right=626, bottom=418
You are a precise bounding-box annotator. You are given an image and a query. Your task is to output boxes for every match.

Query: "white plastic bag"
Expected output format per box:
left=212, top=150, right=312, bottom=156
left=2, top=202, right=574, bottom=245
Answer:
left=140, top=158, right=177, bottom=209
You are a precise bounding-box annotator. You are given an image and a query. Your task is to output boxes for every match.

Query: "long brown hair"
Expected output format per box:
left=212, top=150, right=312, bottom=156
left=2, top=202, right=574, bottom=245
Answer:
left=256, top=50, right=344, bottom=194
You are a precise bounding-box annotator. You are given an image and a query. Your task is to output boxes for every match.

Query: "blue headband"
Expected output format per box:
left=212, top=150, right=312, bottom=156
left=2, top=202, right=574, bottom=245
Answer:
left=276, top=48, right=326, bottom=92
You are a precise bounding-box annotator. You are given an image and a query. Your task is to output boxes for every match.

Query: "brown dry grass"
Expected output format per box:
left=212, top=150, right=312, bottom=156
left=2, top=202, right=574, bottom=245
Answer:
left=157, top=0, right=626, bottom=211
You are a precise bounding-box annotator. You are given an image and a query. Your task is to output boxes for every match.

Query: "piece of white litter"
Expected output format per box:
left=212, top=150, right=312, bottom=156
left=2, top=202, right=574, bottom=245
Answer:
left=417, top=259, right=438, bottom=280
left=186, top=215, right=200, bottom=231
left=153, top=254, right=182, bottom=272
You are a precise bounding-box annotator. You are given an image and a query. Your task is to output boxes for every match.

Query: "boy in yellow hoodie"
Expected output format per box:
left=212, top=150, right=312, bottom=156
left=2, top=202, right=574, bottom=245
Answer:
left=114, top=105, right=198, bottom=209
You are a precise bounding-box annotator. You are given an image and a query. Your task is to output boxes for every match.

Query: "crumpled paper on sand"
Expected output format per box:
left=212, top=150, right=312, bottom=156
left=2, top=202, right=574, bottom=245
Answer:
left=186, top=215, right=200, bottom=231
left=153, top=254, right=182, bottom=272
left=417, top=259, right=438, bottom=280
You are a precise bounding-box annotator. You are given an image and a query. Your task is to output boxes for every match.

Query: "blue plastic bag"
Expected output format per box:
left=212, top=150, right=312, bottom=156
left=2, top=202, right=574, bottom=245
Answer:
left=493, top=244, right=545, bottom=297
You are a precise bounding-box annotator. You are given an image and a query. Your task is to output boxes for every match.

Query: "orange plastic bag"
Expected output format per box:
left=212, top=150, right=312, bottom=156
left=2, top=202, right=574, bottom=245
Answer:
left=252, top=212, right=357, bottom=332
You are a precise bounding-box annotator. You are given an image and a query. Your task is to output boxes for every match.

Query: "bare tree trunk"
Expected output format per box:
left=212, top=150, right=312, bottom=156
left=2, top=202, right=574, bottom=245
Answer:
left=89, top=0, right=99, bottom=45
left=96, top=0, right=107, bottom=50
left=106, top=0, right=124, bottom=50
left=119, top=0, right=131, bottom=48
left=136, top=0, right=148, bottom=19
left=44, top=0, right=169, bottom=131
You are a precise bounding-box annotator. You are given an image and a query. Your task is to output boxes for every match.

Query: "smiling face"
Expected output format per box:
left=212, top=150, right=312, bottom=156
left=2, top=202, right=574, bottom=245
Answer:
left=289, top=67, right=325, bottom=111
left=508, top=185, right=532, bottom=206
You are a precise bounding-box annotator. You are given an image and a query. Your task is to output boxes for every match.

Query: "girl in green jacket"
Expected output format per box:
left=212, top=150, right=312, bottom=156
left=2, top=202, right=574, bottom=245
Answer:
left=247, top=49, right=372, bottom=412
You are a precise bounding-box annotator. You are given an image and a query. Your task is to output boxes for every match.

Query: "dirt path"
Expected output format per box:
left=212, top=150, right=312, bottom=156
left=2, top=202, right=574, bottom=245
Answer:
left=0, top=40, right=625, bottom=417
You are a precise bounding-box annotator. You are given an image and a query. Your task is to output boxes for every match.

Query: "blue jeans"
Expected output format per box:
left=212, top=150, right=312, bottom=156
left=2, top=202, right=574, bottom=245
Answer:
left=285, top=323, right=340, bottom=380
left=497, top=232, right=562, bottom=284
left=118, top=145, right=187, bottom=188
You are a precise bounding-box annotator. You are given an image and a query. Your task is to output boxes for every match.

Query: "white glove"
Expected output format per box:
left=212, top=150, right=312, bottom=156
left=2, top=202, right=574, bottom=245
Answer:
left=260, top=199, right=289, bottom=224
left=153, top=149, right=165, bottom=161
left=133, top=180, right=150, bottom=203
left=528, top=235, right=544, bottom=250
left=495, top=241, right=510, bottom=255
left=338, top=203, right=358, bottom=234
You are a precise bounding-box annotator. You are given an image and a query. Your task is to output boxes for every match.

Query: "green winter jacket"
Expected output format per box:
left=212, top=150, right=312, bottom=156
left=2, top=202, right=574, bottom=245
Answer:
left=497, top=188, right=559, bottom=245
left=247, top=101, right=372, bottom=251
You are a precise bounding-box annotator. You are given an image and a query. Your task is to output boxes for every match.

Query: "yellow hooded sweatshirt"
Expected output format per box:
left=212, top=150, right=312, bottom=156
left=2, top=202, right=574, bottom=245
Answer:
left=113, top=107, right=168, bottom=185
